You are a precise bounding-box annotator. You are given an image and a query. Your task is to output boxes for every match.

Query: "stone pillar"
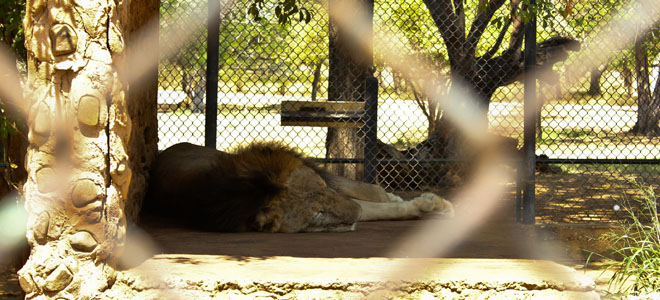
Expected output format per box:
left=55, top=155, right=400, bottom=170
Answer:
left=17, top=0, right=158, bottom=299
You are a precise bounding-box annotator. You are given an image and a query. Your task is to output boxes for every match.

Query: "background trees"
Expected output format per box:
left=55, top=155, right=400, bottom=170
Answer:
left=0, top=0, right=28, bottom=190
left=630, top=22, right=660, bottom=135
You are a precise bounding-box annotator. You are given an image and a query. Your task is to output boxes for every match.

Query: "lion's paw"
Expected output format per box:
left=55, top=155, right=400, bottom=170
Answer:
left=410, top=193, right=455, bottom=218
left=419, top=192, right=455, bottom=218
left=410, top=196, right=435, bottom=214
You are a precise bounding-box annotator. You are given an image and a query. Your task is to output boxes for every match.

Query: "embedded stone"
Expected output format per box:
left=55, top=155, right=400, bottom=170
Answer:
left=18, top=273, right=36, bottom=294
left=108, top=22, right=124, bottom=54
left=33, top=211, right=50, bottom=244
left=50, top=24, right=77, bottom=56
left=68, top=231, right=97, bottom=252
left=35, top=167, right=55, bottom=193
left=33, top=102, right=51, bottom=137
left=28, top=0, right=45, bottom=15
left=117, top=160, right=126, bottom=174
left=71, top=179, right=99, bottom=208
left=78, top=95, right=101, bottom=127
left=43, top=264, right=73, bottom=292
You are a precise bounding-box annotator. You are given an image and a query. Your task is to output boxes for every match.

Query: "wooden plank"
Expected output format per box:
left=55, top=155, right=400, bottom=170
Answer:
left=280, top=120, right=364, bottom=128
left=280, top=101, right=365, bottom=128
left=281, top=101, right=364, bottom=112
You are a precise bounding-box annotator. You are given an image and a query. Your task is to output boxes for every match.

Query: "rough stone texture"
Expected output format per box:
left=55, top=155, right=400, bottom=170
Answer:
left=42, top=264, right=73, bottom=292
left=119, top=0, right=160, bottom=223
left=70, top=179, right=100, bottom=208
left=19, top=0, right=158, bottom=298
left=77, top=95, right=101, bottom=127
left=68, top=231, right=97, bottom=252
left=106, top=255, right=600, bottom=300
left=49, top=23, right=77, bottom=56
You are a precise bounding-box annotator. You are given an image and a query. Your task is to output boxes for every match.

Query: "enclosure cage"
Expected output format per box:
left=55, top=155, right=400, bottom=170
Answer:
left=157, top=0, right=660, bottom=225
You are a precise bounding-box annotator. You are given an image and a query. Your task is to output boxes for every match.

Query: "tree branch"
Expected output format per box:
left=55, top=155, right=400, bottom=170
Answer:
left=483, top=0, right=521, bottom=60
left=465, top=0, right=507, bottom=59
left=422, top=0, right=465, bottom=67
left=508, top=0, right=525, bottom=51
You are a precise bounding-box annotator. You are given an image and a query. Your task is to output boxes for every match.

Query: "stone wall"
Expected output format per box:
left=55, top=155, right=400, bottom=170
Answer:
left=17, top=0, right=158, bottom=298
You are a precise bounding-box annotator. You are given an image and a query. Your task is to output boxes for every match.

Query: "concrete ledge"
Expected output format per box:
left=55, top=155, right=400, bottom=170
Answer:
left=107, top=255, right=599, bottom=299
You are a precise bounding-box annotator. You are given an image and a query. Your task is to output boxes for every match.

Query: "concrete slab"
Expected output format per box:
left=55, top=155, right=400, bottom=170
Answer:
left=108, top=255, right=599, bottom=299
left=102, top=214, right=603, bottom=300
left=137, top=217, right=540, bottom=260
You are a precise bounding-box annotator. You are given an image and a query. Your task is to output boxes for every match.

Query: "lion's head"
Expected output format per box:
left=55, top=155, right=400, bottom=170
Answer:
left=253, top=163, right=361, bottom=233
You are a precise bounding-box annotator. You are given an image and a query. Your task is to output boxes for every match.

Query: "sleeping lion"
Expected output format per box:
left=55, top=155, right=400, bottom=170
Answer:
left=143, top=142, right=454, bottom=233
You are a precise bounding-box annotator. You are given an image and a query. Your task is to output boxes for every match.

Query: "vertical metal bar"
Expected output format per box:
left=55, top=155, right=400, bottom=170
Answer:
left=516, top=161, right=522, bottom=222
left=522, top=3, right=537, bottom=224
left=205, top=0, right=220, bottom=148
left=362, top=0, right=376, bottom=183
left=365, top=0, right=374, bottom=68
left=364, top=76, right=378, bottom=184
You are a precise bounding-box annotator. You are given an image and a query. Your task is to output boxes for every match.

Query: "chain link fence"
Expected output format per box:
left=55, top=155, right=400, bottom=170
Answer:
left=158, top=0, right=660, bottom=224
left=532, top=0, right=660, bottom=224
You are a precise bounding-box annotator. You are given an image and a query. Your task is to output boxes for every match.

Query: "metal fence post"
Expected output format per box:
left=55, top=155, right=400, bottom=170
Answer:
left=364, top=75, right=378, bottom=184
left=522, top=2, right=537, bottom=224
left=362, top=0, right=377, bottom=183
left=205, top=0, right=220, bottom=148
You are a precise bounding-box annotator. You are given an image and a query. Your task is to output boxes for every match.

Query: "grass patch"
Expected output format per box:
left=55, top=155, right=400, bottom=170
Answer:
left=586, top=181, right=660, bottom=297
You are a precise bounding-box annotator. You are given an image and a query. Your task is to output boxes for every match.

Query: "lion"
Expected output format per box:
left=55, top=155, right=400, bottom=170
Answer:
left=142, top=142, right=454, bottom=233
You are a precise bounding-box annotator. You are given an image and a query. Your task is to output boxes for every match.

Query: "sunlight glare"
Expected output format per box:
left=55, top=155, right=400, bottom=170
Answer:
left=0, top=193, right=27, bottom=259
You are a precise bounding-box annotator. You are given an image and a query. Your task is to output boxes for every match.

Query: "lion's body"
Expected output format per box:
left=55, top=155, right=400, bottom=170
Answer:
left=143, top=142, right=453, bottom=233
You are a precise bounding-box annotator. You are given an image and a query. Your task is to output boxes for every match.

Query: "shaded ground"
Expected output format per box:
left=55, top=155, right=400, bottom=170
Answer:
left=535, top=165, right=660, bottom=224
left=0, top=265, right=22, bottom=300
left=1, top=174, right=648, bottom=299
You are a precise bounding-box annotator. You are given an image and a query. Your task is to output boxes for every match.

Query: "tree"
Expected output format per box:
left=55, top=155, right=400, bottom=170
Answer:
left=380, top=0, right=579, bottom=186
left=248, top=0, right=366, bottom=179
left=630, top=22, right=660, bottom=136
left=17, top=0, right=158, bottom=298
left=564, top=0, right=618, bottom=96
left=564, top=0, right=660, bottom=135
left=324, top=0, right=373, bottom=180
left=161, top=0, right=210, bottom=113
left=0, top=0, right=28, bottom=190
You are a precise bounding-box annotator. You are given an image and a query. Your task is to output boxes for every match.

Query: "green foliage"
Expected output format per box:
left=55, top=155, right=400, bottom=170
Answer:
left=248, top=0, right=311, bottom=24
left=587, top=182, right=660, bottom=297
left=0, top=0, right=26, bottom=141
left=161, top=0, right=329, bottom=96
left=0, top=0, right=26, bottom=61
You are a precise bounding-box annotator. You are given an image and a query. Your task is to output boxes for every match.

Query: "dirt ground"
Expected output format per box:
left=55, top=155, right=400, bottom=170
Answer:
left=535, top=167, right=660, bottom=224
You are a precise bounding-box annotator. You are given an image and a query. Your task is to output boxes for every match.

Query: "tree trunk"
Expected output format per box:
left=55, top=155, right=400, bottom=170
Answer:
left=630, top=35, right=660, bottom=136
left=587, top=65, right=605, bottom=96
left=18, top=0, right=158, bottom=298
left=326, top=0, right=370, bottom=180
left=311, top=58, right=324, bottom=101
left=621, top=62, right=634, bottom=96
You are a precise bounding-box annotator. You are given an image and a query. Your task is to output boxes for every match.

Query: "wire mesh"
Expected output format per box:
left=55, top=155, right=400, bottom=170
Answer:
left=157, top=0, right=660, bottom=224
left=533, top=0, right=660, bottom=224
